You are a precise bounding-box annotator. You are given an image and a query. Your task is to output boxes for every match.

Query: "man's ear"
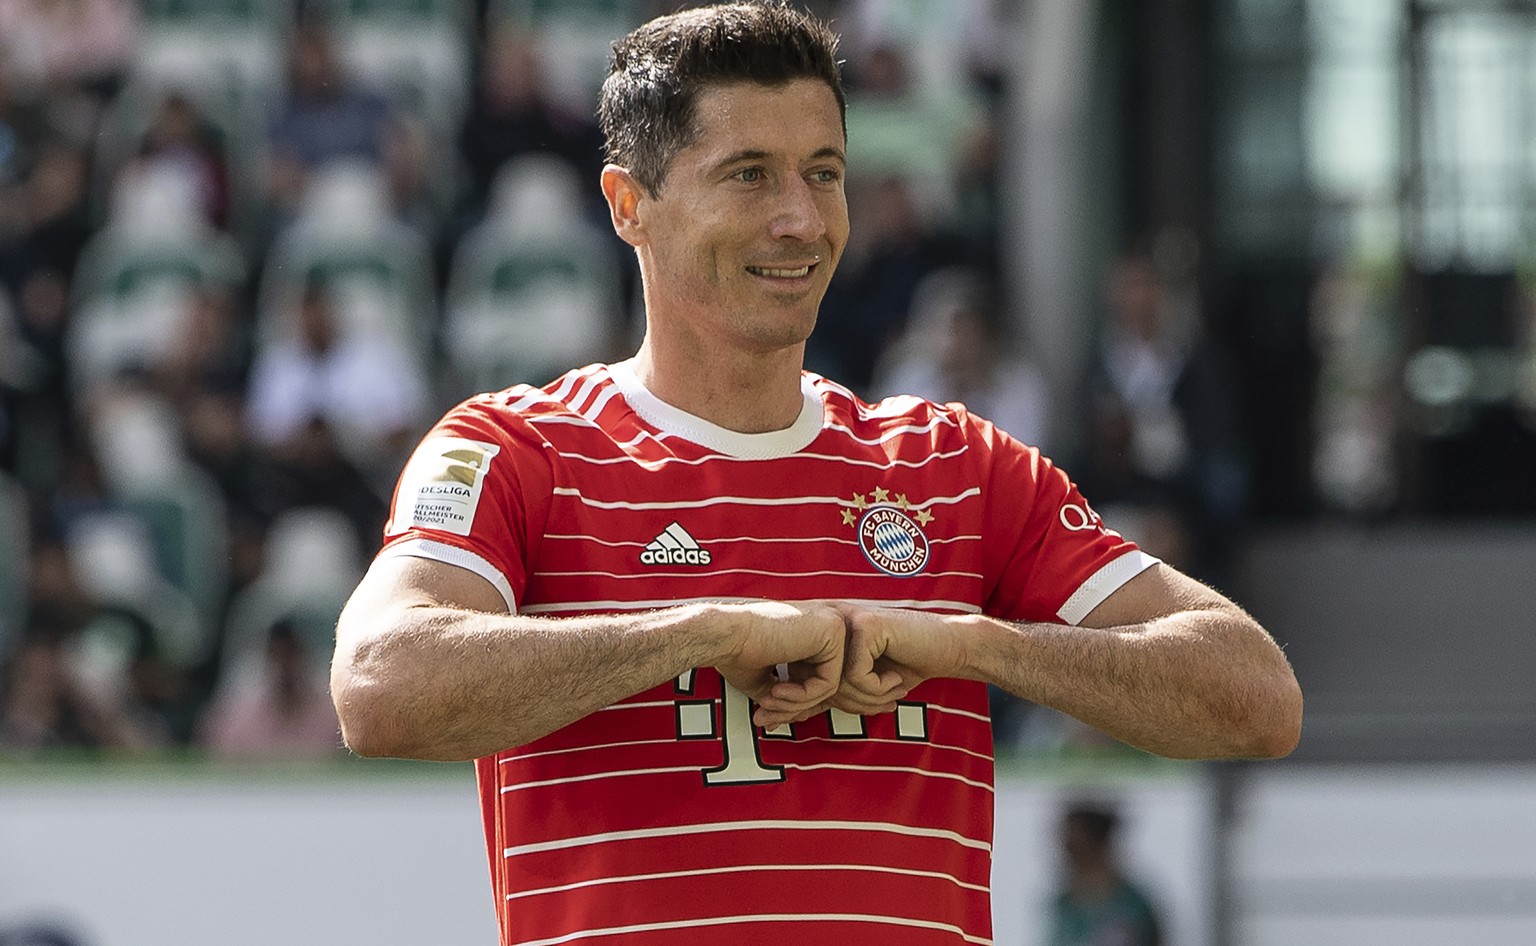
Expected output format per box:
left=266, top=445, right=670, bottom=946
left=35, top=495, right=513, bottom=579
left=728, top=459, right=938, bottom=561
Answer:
left=601, top=165, right=648, bottom=248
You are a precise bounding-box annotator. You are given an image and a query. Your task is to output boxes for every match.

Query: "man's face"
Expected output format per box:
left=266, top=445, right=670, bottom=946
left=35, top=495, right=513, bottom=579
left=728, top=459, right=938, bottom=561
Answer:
left=632, top=78, right=849, bottom=353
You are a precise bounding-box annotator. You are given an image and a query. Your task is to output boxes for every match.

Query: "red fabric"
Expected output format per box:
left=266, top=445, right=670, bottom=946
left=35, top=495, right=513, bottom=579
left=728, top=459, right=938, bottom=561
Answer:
left=381, top=364, right=1147, bottom=945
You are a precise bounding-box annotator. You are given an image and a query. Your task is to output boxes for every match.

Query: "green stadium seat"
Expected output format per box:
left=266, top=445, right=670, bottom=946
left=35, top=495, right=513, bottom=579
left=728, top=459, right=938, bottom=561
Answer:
left=444, top=155, right=620, bottom=394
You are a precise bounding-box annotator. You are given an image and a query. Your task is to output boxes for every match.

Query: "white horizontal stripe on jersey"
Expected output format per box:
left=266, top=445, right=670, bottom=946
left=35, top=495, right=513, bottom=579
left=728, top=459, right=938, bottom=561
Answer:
left=858, top=394, right=932, bottom=419
left=519, top=596, right=984, bottom=615
left=1056, top=549, right=1161, bottom=625
left=543, top=532, right=863, bottom=548
left=549, top=485, right=981, bottom=512
left=498, top=737, right=682, bottom=765
left=593, top=700, right=677, bottom=712
left=524, top=414, right=602, bottom=428
left=511, top=912, right=992, bottom=946
left=780, top=734, right=995, bottom=765
left=500, top=765, right=705, bottom=793
left=821, top=415, right=961, bottom=445
left=530, top=567, right=986, bottom=582
left=498, top=759, right=993, bottom=796
left=548, top=444, right=970, bottom=472
left=377, top=539, right=516, bottom=612
left=503, top=818, right=992, bottom=858
left=506, top=862, right=990, bottom=901
left=498, top=732, right=995, bottom=768
left=783, top=762, right=994, bottom=793
left=926, top=703, right=992, bottom=725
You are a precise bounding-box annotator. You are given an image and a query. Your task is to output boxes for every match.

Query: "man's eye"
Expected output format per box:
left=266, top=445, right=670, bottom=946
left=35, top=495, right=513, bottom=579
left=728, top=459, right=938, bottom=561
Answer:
left=735, top=167, right=764, bottom=183
left=812, top=168, right=841, bottom=184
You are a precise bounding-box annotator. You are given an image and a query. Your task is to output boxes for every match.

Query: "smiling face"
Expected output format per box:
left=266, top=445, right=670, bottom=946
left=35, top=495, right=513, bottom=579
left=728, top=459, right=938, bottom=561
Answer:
left=607, top=78, right=849, bottom=355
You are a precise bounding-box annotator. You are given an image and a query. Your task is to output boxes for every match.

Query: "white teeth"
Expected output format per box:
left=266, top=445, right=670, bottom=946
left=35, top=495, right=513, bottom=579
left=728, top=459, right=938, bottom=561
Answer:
left=749, top=265, right=812, bottom=278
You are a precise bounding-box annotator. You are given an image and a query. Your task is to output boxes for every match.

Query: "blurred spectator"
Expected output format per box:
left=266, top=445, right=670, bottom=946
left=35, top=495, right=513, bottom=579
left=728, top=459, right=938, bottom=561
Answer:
left=1046, top=802, right=1164, bottom=946
left=129, top=92, right=232, bottom=231
left=458, top=27, right=604, bottom=218
left=0, top=0, right=136, bottom=96
left=0, top=630, right=152, bottom=751
left=197, top=619, right=341, bottom=759
left=265, top=19, right=399, bottom=219
left=842, top=41, right=985, bottom=220
left=246, top=281, right=427, bottom=465
left=3, top=137, right=91, bottom=295
left=872, top=266, right=1051, bottom=450
left=0, top=55, right=51, bottom=267
left=1077, top=246, right=1250, bottom=581
left=1309, top=262, right=1404, bottom=516
left=811, top=175, right=970, bottom=391
left=249, top=417, right=389, bottom=560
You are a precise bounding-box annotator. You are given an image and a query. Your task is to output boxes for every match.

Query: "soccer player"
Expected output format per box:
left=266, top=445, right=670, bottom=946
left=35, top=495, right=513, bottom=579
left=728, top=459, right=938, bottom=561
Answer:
left=329, top=4, right=1303, bottom=944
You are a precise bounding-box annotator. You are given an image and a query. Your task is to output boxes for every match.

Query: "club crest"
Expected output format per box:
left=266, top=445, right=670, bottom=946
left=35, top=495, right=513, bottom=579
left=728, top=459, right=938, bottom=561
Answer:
left=857, top=505, right=930, bottom=577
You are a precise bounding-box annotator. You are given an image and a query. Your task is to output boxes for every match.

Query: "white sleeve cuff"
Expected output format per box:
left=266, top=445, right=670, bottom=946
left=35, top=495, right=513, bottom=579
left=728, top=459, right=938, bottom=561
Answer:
left=377, top=538, right=518, bottom=613
left=1055, top=550, right=1161, bottom=625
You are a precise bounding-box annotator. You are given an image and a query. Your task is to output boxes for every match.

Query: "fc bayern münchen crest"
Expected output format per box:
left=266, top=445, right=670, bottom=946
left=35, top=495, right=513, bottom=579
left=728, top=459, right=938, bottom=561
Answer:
left=858, top=505, right=930, bottom=577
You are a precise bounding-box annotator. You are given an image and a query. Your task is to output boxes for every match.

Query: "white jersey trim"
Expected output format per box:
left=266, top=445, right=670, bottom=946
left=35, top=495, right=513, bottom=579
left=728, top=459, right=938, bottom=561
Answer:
left=609, top=359, right=824, bottom=459
left=1055, top=550, right=1161, bottom=625
left=506, top=861, right=990, bottom=901
left=510, top=912, right=992, bottom=946
left=519, top=596, right=983, bottom=615
left=503, top=818, right=992, bottom=858
left=377, top=538, right=517, bottom=612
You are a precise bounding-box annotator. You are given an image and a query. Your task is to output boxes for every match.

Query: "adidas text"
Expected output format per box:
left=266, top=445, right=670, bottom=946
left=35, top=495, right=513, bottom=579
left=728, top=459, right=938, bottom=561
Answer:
left=640, top=547, right=713, bottom=566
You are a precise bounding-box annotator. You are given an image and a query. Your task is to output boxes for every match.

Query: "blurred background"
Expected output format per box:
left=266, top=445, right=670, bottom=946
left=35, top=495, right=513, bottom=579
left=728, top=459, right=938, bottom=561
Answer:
left=0, top=0, right=1534, bottom=944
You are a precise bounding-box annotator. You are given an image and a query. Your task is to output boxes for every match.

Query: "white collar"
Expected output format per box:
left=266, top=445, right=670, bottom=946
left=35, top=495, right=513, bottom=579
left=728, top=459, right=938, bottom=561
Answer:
left=608, top=359, right=825, bottom=459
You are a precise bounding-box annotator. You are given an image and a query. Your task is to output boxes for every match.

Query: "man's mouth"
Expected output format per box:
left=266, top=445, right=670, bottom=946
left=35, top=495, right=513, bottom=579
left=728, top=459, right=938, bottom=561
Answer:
left=746, top=263, right=816, bottom=279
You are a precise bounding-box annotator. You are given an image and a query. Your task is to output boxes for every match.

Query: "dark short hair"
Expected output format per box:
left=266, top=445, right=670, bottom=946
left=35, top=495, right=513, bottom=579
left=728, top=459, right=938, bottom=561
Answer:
left=598, top=1, right=845, bottom=196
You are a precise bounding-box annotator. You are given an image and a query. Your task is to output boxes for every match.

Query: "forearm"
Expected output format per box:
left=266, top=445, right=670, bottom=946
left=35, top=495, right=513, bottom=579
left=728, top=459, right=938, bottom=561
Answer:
left=332, top=603, right=724, bottom=761
left=959, top=608, right=1302, bottom=759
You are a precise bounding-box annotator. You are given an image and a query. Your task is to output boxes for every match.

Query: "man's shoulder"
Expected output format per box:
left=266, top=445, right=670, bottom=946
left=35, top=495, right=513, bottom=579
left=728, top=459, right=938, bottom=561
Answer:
left=809, top=372, right=977, bottom=439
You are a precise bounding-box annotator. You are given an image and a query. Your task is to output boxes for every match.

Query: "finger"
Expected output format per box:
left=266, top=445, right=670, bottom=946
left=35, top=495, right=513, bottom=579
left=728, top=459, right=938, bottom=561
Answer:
left=754, top=700, right=831, bottom=729
left=763, top=673, right=837, bottom=707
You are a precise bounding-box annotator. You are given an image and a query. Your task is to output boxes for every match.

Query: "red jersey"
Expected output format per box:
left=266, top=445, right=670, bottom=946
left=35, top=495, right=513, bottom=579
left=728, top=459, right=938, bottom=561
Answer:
left=380, top=361, right=1157, bottom=946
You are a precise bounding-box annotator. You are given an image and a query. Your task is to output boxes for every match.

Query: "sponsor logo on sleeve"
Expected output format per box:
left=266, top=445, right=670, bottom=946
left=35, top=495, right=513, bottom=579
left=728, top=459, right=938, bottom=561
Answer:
left=391, top=437, right=501, bottom=536
left=1058, top=501, right=1120, bottom=538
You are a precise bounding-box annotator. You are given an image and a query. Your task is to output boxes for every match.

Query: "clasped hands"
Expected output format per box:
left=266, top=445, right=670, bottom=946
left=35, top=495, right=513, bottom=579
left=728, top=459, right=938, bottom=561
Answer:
left=712, top=600, right=966, bottom=730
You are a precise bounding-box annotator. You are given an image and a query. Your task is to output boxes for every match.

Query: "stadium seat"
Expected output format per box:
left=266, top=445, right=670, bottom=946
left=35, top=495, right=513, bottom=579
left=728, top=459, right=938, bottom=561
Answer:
left=313, top=0, right=472, bottom=135
left=444, top=155, right=620, bottom=394
left=255, top=162, right=435, bottom=363
left=86, top=391, right=232, bottom=637
left=68, top=166, right=246, bottom=391
left=131, top=0, right=286, bottom=186
left=489, top=0, right=649, bottom=112
left=220, top=507, right=365, bottom=682
left=66, top=509, right=204, bottom=669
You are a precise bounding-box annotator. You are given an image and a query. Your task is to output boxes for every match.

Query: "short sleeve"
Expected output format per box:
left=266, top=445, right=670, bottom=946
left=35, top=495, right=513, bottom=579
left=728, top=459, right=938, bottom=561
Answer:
left=970, top=413, right=1158, bottom=625
left=377, top=395, right=554, bottom=612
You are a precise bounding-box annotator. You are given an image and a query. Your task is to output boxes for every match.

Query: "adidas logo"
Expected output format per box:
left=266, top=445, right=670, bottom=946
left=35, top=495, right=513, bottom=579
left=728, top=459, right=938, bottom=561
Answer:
left=640, top=522, right=713, bottom=566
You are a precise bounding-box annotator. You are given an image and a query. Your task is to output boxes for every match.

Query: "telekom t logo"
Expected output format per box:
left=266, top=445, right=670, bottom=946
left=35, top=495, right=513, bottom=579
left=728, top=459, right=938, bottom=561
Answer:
left=674, top=670, right=929, bottom=786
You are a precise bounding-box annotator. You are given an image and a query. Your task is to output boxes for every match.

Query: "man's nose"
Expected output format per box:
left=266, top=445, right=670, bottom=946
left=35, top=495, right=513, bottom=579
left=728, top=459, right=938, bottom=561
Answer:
left=769, top=174, right=827, bottom=244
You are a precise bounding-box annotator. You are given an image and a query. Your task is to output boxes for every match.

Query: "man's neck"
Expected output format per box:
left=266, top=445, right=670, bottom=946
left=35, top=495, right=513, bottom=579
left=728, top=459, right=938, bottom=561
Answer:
left=631, top=335, right=807, bottom=434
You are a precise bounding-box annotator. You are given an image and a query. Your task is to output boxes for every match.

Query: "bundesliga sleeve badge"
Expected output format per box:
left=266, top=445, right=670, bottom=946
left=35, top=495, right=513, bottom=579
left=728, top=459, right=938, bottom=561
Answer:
left=389, top=437, right=502, bottom=537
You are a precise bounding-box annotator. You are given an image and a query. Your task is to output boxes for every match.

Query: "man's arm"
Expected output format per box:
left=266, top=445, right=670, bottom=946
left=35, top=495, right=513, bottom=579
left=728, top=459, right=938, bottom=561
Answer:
left=330, top=555, right=847, bottom=761
left=831, top=563, right=1302, bottom=759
